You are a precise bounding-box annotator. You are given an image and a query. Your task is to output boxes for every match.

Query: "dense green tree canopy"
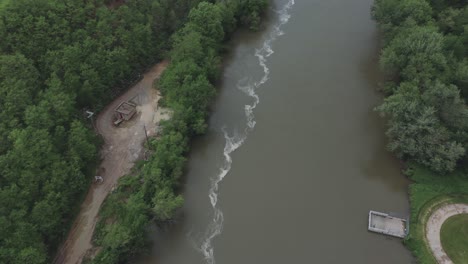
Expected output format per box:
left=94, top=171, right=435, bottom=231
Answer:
left=381, top=26, right=448, bottom=82
left=88, top=0, right=269, bottom=263
left=0, top=0, right=269, bottom=263
left=372, top=0, right=434, bottom=40
left=377, top=82, right=466, bottom=172
left=373, top=0, right=468, bottom=173
left=0, top=0, right=204, bottom=262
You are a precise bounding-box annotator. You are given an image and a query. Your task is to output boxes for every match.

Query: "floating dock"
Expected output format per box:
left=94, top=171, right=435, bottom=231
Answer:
left=368, top=210, right=408, bottom=238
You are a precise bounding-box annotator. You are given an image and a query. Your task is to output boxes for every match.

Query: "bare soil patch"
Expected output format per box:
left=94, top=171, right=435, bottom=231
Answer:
left=54, top=61, right=169, bottom=264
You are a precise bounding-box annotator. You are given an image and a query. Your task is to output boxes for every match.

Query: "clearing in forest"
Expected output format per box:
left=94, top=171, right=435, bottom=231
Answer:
left=54, top=61, right=169, bottom=264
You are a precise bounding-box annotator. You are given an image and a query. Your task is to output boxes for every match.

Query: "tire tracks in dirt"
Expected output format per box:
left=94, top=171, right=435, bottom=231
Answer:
left=54, top=61, right=169, bottom=264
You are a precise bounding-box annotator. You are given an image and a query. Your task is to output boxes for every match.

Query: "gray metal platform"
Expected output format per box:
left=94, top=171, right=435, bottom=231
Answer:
left=368, top=210, right=408, bottom=238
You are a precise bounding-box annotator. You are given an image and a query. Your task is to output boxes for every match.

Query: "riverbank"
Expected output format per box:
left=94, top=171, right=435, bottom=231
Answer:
left=0, top=1, right=270, bottom=263
left=139, top=0, right=414, bottom=263
left=86, top=2, right=270, bottom=263
left=404, top=164, right=468, bottom=264
left=371, top=1, right=468, bottom=262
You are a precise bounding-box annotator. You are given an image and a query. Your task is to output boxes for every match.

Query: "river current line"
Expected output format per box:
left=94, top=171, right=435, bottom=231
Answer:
left=193, top=1, right=296, bottom=264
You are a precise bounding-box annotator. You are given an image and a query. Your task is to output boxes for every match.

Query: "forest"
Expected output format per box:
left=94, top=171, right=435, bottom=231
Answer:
left=372, top=0, right=468, bottom=262
left=0, top=0, right=267, bottom=263
left=372, top=0, right=468, bottom=173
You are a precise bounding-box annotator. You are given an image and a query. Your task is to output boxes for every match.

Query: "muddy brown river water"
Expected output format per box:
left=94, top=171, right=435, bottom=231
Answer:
left=140, top=0, right=415, bottom=263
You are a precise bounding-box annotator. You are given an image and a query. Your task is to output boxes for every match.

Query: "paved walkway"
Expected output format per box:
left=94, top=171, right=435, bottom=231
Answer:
left=426, top=203, right=468, bottom=264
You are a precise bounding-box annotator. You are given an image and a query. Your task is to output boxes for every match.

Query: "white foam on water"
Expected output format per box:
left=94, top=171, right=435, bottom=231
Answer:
left=195, top=1, right=295, bottom=263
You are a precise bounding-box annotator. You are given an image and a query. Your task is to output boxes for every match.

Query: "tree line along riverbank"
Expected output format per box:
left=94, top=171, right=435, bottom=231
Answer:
left=372, top=0, right=468, bottom=263
left=91, top=1, right=270, bottom=263
left=0, top=0, right=267, bottom=263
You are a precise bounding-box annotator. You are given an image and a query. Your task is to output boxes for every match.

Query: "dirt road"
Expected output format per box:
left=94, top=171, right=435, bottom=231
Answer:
left=54, top=61, right=169, bottom=264
left=426, top=203, right=468, bottom=264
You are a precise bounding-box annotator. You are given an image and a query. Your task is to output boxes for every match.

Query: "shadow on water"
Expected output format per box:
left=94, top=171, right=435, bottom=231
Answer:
left=357, top=25, right=410, bottom=192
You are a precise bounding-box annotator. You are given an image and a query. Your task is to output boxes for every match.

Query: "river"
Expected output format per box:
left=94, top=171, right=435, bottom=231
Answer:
left=140, top=0, right=415, bottom=263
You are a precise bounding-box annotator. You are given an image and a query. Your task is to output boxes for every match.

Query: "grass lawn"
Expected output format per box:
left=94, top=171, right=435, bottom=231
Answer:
left=404, top=163, right=468, bottom=264
left=441, top=214, right=468, bottom=264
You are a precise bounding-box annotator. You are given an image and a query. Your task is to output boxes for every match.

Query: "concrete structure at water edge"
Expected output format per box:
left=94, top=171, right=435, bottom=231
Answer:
left=368, top=210, right=408, bottom=238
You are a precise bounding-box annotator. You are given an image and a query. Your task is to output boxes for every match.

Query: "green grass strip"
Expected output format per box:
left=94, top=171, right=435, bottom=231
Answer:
left=404, top=164, right=468, bottom=264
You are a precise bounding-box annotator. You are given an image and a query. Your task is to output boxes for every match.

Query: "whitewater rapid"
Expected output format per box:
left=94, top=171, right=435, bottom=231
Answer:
left=197, top=1, right=295, bottom=263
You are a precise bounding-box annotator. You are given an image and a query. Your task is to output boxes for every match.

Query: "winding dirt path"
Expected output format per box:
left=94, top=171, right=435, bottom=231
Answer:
left=426, top=203, right=468, bottom=264
left=54, top=61, right=169, bottom=264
